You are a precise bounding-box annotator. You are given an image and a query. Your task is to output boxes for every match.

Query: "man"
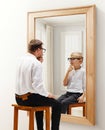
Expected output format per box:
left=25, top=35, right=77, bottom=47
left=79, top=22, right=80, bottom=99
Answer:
left=15, top=39, right=61, bottom=130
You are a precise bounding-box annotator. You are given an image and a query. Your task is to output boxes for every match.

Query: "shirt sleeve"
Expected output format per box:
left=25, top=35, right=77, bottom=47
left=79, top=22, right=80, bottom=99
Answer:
left=31, top=62, right=49, bottom=97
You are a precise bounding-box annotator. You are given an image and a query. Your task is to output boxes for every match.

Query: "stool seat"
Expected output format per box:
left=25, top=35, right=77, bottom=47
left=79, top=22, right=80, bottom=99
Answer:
left=12, top=104, right=50, bottom=130
left=67, top=102, right=86, bottom=116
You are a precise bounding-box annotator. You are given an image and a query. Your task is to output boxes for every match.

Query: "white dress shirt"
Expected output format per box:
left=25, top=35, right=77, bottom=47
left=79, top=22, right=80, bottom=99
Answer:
left=15, top=53, right=49, bottom=97
left=67, top=67, right=86, bottom=93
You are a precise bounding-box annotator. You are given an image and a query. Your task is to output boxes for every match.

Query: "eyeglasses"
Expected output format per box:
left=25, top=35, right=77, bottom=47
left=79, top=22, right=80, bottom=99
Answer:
left=41, top=48, right=46, bottom=53
left=68, top=58, right=81, bottom=61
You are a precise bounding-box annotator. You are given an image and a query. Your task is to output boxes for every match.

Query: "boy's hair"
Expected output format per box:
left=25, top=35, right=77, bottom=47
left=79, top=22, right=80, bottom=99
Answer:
left=28, top=39, right=43, bottom=53
left=70, top=52, right=83, bottom=63
left=70, top=52, right=83, bottom=59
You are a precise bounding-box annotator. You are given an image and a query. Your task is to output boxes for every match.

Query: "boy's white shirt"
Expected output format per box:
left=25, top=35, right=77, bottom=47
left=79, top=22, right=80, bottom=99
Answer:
left=66, top=67, right=86, bottom=93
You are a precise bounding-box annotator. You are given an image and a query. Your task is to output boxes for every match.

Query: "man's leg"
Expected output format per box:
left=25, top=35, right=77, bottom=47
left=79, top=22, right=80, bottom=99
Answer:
left=29, top=94, right=61, bottom=130
left=35, top=111, right=44, bottom=130
left=51, top=100, right=61, bottom=130
left=16, top=94, right=61, bottom=130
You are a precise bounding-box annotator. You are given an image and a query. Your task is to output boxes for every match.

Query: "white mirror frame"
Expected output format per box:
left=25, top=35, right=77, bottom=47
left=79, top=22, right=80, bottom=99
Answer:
left=27, top=5, right=96, bottom=125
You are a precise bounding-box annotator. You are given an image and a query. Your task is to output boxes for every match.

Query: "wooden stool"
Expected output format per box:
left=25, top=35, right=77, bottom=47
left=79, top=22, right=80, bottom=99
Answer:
left=12, top=104, right=50, bottom=130
left=67, top=102, right=86, bottom=116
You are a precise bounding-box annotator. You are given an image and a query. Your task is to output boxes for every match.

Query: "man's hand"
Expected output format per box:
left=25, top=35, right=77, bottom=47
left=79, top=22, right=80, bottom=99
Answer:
left=48, top=93, right=55, bottom=99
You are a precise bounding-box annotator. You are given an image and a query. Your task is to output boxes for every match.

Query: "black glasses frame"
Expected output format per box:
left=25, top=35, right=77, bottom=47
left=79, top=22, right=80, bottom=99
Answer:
left=40, top=48, right=46, bottom=53
left=68, top=58, right=81, bottom=61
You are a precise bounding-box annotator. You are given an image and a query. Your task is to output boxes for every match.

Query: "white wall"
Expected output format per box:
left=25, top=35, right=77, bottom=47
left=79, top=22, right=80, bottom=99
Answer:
left=0, top=0, right=105, bottom=130
left=53, top=25, right=85, bottom=96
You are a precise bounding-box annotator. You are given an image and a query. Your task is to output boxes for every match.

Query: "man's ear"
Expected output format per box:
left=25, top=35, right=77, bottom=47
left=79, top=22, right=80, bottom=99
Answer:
left=37, top=48, right=41, bottom=52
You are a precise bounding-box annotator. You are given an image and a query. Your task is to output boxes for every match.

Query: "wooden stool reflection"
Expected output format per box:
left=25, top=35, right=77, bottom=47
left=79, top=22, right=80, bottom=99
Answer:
left=67, top=102, right=86, bottom=116
left=12, top=104, right=50, bottom=130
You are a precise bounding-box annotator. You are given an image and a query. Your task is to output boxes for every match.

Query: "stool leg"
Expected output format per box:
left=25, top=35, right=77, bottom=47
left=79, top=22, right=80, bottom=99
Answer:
left=13, top=107, right=18, bottom=130
left=45, top=108, right=50, bottom=130
left=83, top=106, right=85, bottom=116
left=67, top=106, right=71, bottom=114
left=29, top=110, right=34, bottom=130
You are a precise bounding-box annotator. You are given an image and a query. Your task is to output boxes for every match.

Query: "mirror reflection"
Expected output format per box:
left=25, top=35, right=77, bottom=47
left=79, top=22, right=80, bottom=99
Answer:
left=35, top=14, right=86, bottom=117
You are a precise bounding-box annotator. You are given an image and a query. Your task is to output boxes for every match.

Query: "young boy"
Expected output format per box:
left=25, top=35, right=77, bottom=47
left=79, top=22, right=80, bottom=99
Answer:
left=57, top=52, right=86, bottom=113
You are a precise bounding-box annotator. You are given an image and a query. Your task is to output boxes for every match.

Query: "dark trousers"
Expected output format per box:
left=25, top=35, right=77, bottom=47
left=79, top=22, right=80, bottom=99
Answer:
left=15, top=93, right=61, bottom=130
left=57, top=92, right=82, bottom=113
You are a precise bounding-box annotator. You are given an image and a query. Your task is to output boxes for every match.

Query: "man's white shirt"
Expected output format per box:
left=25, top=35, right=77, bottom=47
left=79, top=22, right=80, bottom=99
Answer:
left=15, top=53, right=49, bottom=97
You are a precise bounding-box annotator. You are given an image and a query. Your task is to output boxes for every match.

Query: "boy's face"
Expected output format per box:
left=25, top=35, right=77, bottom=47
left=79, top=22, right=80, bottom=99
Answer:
left=70, top=58, right=83, bottom=69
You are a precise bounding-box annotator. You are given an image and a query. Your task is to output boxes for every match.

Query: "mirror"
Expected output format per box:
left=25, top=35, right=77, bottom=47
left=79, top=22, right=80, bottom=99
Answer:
left=35, top=15, right=86, bottom=118
left=27, top=5, right=95, bottom=125
left=35, top=14, right=86, bottom=98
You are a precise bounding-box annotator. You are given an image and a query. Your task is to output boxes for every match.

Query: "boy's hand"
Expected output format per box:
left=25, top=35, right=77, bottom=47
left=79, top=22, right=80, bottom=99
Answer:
left=77, top=95, right=84, bottom=103
left=68, top=65, right=74, bottom=72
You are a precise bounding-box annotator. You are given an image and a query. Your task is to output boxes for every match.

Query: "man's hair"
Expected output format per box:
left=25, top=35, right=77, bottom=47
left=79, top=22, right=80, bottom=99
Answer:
left=28, top=39, right=43, bottom=52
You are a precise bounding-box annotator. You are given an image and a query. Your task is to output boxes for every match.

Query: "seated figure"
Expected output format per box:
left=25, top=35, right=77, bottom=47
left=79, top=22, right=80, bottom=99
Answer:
left=57, top=52, right=86, bottom=113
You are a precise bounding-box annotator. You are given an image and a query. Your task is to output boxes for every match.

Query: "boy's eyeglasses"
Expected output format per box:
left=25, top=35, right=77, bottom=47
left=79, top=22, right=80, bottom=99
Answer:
left=68, top=58, right=81, bottom=61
